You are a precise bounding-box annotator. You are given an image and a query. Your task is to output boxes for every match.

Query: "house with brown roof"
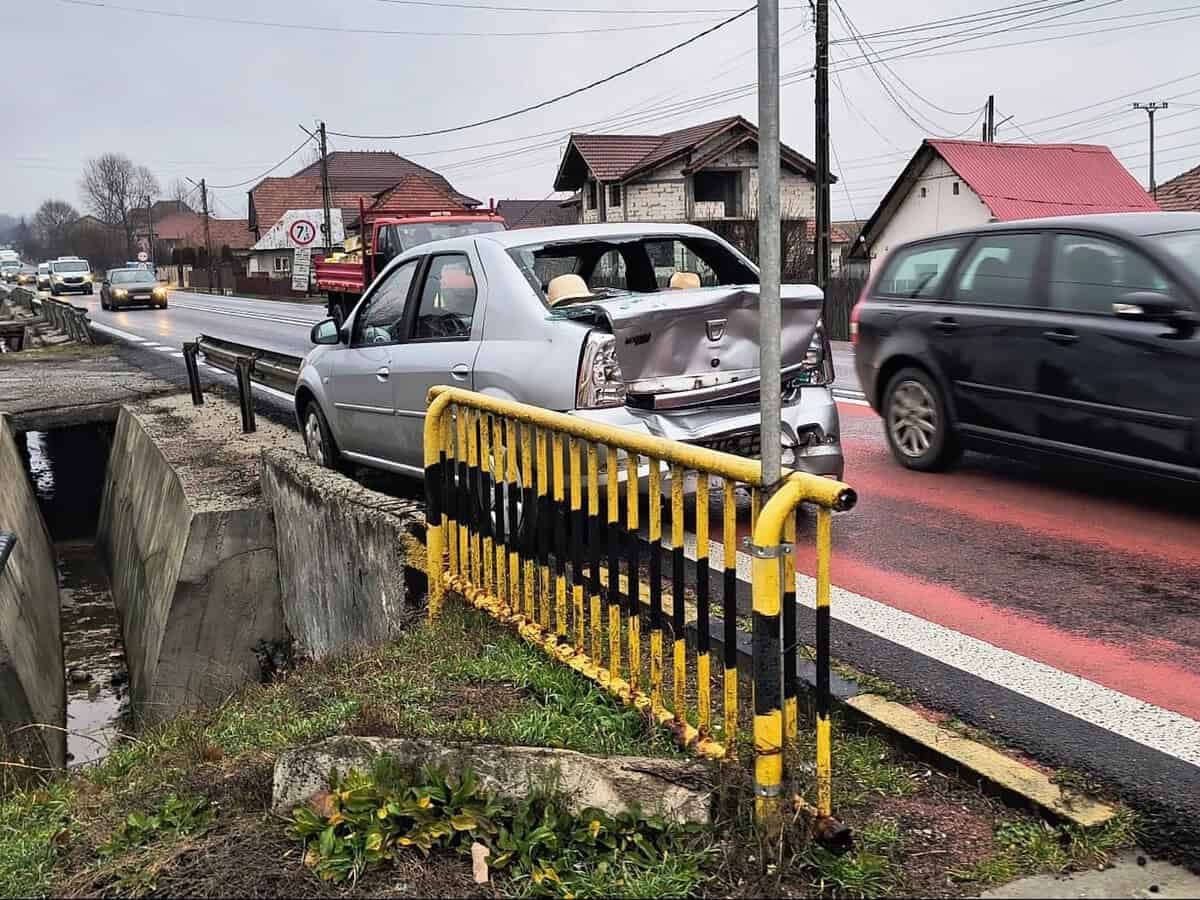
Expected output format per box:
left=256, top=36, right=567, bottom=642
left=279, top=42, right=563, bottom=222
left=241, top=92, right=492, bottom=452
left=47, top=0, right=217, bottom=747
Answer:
left=853, top=140, right=1158, bottom=267
left=553, top=116, right=820, bottom=225
left=1155, top=163, right=1200, bottom=211
left=496, top=198, right=577, bottom=229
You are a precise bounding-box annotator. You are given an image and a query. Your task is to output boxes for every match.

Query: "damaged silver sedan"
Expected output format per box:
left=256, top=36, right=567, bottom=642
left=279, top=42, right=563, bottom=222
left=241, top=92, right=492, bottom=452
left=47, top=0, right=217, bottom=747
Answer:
left=295, top=222, right=843, bottom=480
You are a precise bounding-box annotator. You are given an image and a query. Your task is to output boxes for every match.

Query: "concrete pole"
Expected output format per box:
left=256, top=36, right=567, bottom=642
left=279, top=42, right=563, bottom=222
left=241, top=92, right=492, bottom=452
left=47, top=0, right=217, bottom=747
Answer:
left=757, top=0, right=782, bottom=492
left=815, top=0, right=831, bottom=291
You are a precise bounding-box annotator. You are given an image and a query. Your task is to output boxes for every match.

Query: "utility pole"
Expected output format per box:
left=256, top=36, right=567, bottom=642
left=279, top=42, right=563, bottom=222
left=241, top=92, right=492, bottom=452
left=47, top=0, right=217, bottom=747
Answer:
left=986, top=95, right=995, bottom=142
left=1134, top=102, right=1168, bottom=198
left=319, top=121, right=334, bottom=254
left=189, top=178, right=214, bottom=295
left=757, top=0, right=782, bottom=493
left=814, top=0, right=831, bottom=293
left=145, top=193, right=156, bottom=270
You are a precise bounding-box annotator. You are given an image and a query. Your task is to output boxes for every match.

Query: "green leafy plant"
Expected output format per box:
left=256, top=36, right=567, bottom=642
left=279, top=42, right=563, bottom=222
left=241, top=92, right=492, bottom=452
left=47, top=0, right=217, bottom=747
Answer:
left=98, top=793, right=215, bottom=858
left=289, top=757, right=707, bottom=895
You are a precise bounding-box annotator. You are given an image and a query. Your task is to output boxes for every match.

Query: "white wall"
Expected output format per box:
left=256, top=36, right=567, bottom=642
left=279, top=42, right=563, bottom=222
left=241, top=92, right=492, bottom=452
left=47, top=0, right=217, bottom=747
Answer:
left=870, top=156, right=992, bottom=263
left=248, top=249, right=294, bottom=278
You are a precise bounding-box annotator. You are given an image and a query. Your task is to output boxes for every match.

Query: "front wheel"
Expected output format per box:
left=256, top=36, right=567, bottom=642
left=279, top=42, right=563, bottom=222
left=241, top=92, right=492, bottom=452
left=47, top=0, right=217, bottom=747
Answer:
left=87, top=284, right=94, bottom=295
left=100, top=295, right=109, bottom=311
left=303, top=402, right=343, bottom=471
left=883, top=367, right=960, bottom=472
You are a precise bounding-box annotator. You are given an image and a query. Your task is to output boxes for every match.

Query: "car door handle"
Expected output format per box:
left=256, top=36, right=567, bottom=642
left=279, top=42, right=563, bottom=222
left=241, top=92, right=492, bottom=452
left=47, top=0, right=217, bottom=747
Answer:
left=375, top=366, right=390, bottom=381
left=450, top=363, right=470, bottom=381
left=1042, top=329, right=1078, bottom=345
left=932, top=316, right=959, bottom=334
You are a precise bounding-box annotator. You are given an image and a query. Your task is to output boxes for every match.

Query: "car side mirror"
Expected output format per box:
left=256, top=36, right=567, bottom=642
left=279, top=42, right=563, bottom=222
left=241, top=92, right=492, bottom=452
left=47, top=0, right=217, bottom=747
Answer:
left=310, top=318, right=341, bottom=345
left=1113, top=291, right=1194, bottom=325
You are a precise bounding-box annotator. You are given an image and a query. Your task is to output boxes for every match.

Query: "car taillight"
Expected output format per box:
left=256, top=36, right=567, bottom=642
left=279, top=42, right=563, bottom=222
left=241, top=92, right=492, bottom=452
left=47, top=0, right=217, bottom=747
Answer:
left=576, top=331, right=627, bottom=409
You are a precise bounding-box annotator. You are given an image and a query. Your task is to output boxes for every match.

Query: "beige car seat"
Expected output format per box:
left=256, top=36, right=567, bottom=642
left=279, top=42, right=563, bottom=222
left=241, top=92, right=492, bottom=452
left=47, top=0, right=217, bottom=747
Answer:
left=669, top=271, right=701, bottom=290
left=546, top=273, right=593, bottom=306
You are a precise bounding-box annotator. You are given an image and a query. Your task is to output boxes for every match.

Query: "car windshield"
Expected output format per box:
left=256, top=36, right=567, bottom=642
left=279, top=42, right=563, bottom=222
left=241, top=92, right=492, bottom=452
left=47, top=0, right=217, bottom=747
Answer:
left=53, top=261, right=89, bottom=272
left=506, top=235, right=758, bottom=306
left=391, top=221, right=505, bottom=251
left=1147, top=229, right=1200, bottom=282
left=111, top=270, right=154, bottom=284
left=0, top=262, right=18, bottom=271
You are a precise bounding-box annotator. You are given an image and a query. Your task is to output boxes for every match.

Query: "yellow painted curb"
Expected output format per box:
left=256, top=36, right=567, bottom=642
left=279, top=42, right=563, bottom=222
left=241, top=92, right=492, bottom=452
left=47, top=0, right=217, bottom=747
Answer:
left=846, top=693, right=1116, bottom=828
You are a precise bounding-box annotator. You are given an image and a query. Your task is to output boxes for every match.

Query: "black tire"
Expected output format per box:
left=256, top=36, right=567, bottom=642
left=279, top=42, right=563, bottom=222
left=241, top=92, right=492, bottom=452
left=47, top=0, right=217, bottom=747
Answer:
left=100, top=295, right=109, bottom=311
left=882, top=366, right=960, bottom=472
left=301, top=401, right=345, bottom=472
left=50, top=286, right=59, bottom=296
left=87, top=284, right=94, bottom=295
left=157, top=301, right=168, bottom=309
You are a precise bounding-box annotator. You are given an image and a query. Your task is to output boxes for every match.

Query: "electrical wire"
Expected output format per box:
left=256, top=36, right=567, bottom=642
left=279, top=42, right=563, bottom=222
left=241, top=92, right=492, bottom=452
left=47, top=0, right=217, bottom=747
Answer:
left=206, top=136, right=317, bottom=190
left=373, top=0, right=801, bottom=12
left=328, top=5, right=756, bottom=139
left=59, top=0, right=722, bottom=37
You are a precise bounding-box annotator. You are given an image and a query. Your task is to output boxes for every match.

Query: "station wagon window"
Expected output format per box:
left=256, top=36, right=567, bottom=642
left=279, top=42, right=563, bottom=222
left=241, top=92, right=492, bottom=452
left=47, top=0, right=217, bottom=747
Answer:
left=413, top=254, right=478, bottom=341
left=875, top=239, right=964, bottom=299
left=1047, top=234, right=1172, bottom=315
left=644, top=238, right=720, bottom=287
left=354, top=259, right=418, bottom=346
left=955, top=233, right=1041, bottom=306
left=590, top=249, right=628, bottom=290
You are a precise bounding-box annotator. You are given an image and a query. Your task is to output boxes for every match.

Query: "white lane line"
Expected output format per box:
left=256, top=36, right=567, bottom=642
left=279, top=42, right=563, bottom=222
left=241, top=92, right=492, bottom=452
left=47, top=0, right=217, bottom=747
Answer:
left=683, top=533, right=1200, bottom=769
left=87, top=321, right=152, bottom=343
left=171, top=352, right=184, bottom=358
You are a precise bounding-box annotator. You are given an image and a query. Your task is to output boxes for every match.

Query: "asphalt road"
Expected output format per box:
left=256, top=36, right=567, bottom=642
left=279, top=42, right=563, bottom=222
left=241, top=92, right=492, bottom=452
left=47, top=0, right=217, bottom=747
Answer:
left=16, top=283, right=1200, bottom=856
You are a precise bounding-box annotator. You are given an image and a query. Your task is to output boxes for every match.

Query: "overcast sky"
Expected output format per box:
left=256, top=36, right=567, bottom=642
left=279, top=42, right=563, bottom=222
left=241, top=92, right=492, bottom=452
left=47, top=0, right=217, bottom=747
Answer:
left=1, top=0, right=1196, bottom=224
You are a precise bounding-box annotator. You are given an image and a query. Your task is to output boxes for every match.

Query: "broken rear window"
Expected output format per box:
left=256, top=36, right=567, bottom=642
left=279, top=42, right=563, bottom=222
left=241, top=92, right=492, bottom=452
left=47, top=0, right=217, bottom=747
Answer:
left=507, top=235, right=757, bottom=305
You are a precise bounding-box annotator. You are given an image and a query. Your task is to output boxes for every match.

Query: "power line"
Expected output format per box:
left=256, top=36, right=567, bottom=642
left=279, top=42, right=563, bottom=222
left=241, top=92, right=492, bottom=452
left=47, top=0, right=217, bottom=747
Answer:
left=328, top=5, right=756, bottom=139
left=206, top=136, right=317, bottom=190
left=60, top=0, right=722, bottom=37
left=373, top=0, right=800, bottom=11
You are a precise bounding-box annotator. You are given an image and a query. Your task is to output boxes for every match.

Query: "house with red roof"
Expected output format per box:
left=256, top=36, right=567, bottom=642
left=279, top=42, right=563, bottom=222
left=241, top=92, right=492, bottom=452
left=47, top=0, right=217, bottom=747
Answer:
left=553, top=115, right=820, bottom=225
left=853, top=139, right=1158, bottom=266
left=1154, top=162, right=1200, bottom=212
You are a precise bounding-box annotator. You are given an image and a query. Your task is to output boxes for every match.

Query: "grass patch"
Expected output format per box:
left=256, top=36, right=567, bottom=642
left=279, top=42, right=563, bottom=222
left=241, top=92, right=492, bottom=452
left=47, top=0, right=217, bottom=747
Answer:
left=0, top=783, right=71, bottom=898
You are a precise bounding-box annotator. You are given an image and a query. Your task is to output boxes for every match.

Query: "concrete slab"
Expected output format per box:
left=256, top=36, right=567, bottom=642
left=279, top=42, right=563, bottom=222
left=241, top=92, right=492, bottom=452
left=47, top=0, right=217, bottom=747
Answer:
left=97, top=394, right=296, bottom=718
left=0, top=415, right=65, bottom=769
left=982, top=851, right=1200, bottom=898
left=273, top=736, right=715, bottom=824
left=0, top=346, right=171, bottom=431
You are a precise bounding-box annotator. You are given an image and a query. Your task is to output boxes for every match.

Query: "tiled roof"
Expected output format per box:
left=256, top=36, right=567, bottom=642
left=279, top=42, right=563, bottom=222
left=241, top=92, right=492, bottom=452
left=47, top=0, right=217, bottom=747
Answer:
left=1154, top=163, right=1200, bottom=212
left=292, top=151, right=479, bottom=207
left=496, top=198, right=577, bottom=228
left=248, top=175, right=375, bottom=235
left=152, top=210, right=202, bottom=241
left=804, top=220, right=853, bottom=243
left=366, top=175, right=467, bottom=218
left=204, top=218, right=253, bottom=250
left=555, top=116, right=817, bottom=190
left=928, top=139, right=1159, bottom=220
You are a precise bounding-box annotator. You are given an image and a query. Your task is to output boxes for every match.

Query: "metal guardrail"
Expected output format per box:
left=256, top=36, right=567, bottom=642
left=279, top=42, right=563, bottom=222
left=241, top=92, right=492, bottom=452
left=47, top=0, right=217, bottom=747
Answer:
left=422, top=385, right=857, bottom=842
left=195, top=334, right=302, bottom=394
left=38, top=296, right=93, bottom=345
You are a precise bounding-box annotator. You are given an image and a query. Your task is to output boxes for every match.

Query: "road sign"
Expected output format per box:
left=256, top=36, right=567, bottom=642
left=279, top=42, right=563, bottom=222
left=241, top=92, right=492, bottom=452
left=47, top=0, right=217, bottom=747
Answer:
left=292, top=247, right=312, bottom=293
left=289, top=219, right=317, bottom=246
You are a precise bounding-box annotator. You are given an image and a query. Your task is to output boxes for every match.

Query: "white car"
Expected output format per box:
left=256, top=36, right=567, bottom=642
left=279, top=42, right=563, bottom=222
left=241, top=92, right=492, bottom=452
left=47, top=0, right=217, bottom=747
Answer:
left=48, top=257, right=94, bottom=295
left=36, top=262, right=51, bottom=290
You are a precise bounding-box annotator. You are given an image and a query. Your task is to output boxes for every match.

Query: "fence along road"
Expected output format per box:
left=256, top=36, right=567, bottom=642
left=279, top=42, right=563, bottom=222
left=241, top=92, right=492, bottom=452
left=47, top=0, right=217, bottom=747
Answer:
left=44, top=284, right=1200, bottom=842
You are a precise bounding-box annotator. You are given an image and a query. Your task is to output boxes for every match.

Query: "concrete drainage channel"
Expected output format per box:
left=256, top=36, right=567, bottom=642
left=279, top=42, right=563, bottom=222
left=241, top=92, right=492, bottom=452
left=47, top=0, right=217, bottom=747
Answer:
left=0, top=345, right=428, bottom=774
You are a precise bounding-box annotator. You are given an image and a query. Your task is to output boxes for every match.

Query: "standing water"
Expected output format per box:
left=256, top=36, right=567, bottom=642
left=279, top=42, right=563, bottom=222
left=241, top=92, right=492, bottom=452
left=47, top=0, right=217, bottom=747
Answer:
left=21, top=426, right=127, bottom=766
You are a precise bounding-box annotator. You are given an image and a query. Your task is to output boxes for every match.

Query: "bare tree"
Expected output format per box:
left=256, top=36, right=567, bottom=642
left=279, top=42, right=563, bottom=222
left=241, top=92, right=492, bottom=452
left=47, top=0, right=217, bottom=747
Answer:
left=167, top=177, right=193, bottom=212
left=80, top=154, right=160, bottom=258
left=32, top=199, right=79, bottom=258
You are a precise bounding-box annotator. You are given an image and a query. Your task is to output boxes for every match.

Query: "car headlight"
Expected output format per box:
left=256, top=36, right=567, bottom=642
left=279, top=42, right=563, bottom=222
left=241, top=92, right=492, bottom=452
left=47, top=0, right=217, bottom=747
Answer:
left=576, top=331, right=626, bottom=409
left=85, top=273, right=93, bottom=282
left=52, top=275, right=63, bottom=283
left=113, top=288, right=128, bottom=299
left=152, top=286, right=167, bottom=298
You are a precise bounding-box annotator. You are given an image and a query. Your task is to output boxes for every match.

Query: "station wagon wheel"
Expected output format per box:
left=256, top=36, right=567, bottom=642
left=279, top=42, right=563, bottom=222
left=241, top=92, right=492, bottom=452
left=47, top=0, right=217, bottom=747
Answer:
left=882, top=367, right=959, bottom=472
left=303, top=402, right=346, bottom=472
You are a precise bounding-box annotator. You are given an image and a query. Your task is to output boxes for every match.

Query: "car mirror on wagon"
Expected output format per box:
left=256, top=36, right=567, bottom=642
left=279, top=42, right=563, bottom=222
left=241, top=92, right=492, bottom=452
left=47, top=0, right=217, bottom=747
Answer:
left=1113, top=291, right=1192, bottom=325
left=311, top=318, right=341, bottom=345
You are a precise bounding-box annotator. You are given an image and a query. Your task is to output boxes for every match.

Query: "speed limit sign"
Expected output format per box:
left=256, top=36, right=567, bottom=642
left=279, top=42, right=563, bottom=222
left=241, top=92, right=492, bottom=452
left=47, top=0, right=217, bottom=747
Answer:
left=289, top=219, right=317, bottom=246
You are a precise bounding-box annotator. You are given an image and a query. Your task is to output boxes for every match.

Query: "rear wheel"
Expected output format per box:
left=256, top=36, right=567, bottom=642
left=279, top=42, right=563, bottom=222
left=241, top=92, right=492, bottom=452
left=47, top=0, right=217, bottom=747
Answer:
left=883, top=367, right=960, bottom=471
left=100, top=294, right=109, bottom=311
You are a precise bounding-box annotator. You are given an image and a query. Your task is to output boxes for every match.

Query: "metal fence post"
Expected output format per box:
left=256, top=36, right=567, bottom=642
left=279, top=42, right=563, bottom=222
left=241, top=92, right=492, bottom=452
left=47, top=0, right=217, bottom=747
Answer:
left=182, top=342, right=204, bottom=406
left=424, top=391, right=453, bottom=619
left=234, top=356, right=256, bottom=433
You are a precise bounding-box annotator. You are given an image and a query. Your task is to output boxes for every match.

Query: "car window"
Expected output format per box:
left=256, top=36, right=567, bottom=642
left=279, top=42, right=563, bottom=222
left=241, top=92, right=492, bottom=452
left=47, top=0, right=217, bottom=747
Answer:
left=413, top=254, right=478, bottom=342
left=353, top=260, right=418, bottom=346
left=590, top=249, right=628, bottom=291
left=1048, top=234, right=1172, bottom=315
left=644, top=239, right=721, bottom=287
left=876, top=240, right=963, bottom=298
left=955, top=233, right=1041, bottom=306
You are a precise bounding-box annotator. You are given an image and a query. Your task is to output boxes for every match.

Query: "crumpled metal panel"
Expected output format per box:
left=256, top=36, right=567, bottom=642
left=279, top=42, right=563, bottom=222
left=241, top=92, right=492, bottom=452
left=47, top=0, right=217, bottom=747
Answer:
left=571, top=284, right=823, bottom=394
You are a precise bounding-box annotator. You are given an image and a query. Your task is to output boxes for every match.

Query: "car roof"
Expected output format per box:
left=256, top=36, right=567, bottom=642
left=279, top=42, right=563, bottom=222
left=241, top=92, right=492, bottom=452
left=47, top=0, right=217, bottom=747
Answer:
left=927, top=211, right=1200, bottom=242
left=481, top=222, right=724, bottom=249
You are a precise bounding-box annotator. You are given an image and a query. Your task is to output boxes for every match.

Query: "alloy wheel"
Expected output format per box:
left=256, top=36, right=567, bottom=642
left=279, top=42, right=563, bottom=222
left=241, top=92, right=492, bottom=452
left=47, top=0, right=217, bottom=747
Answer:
left=888, top=379, right=938, bottom=458
left=304, top=410, right=327, bottom=467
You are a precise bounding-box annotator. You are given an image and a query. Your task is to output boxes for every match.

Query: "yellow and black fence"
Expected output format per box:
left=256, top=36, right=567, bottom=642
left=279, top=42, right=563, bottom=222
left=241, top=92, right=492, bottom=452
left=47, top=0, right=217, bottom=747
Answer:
left=423, top=386, right=856, bottom=834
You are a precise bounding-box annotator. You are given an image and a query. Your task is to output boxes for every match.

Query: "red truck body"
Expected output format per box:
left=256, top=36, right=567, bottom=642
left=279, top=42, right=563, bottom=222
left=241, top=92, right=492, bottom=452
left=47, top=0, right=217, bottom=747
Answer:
left=314, top=207, right=507, bottom=322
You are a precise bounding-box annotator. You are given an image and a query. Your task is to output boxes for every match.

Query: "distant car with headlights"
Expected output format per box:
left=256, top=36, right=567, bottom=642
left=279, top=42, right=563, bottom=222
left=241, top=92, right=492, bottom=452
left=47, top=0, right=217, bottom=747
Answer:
left=295, top=223, right=843, bottom=479
left=100, top=267, right=168, bottom=310
left=0, top=260, right=20, bottom=283
left=48, top=257, right=94, bottom=295
left=36, top=262, right=51, bottom=290
left=15, top=264, right=38, bottom=286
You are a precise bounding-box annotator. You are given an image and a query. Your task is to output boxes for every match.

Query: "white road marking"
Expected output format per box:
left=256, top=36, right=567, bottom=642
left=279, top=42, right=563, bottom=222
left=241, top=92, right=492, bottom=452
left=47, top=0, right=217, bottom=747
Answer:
left=87, top=321, right=151, bottom=343
left=167, top=299, right=317, bottom=328
left=171, top=352, right=184, bottom=358
left=683, top=533, right=1200, bottom=769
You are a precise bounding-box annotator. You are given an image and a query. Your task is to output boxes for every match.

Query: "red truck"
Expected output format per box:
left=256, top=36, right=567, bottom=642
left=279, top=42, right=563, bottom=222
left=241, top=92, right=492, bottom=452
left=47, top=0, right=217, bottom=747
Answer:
left=314, top=209, right=507, bottom=323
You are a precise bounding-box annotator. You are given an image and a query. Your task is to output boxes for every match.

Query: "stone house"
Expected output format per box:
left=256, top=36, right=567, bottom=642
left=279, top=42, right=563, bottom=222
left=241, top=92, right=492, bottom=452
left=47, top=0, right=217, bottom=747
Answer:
left=552, top=116, right=820, bottom=225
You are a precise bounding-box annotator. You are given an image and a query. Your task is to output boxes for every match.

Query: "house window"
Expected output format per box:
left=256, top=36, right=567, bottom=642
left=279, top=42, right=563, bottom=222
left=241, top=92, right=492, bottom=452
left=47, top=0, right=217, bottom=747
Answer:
left=587, top=181, right=598, bottom=210
left=694, top=171, right=740, bottom=217
left=274, top=255, right=291, bottom=273
left=920, top=187, right=928, bottom=199
left=609, top=184, right=622, bottom=207
left=952, top=181, right=960, bottom=195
